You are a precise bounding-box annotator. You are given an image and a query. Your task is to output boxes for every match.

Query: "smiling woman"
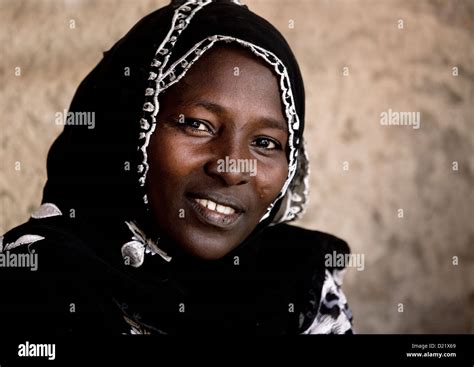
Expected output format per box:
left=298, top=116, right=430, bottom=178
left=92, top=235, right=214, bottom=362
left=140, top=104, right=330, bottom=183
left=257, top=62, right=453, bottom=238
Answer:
left=147, top=45, right=289, bottom=260
left=0, top=0, right=353, bottom=335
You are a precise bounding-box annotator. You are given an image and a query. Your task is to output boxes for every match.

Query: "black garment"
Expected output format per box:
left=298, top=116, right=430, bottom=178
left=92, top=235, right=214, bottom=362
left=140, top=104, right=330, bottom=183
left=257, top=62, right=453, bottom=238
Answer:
left=1, top=215, right=351, bottom=335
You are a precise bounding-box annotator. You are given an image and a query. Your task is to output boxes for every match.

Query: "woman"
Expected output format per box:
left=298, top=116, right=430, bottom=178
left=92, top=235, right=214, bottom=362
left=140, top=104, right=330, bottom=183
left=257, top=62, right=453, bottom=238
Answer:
left=1, top=0, right=353, bottom=335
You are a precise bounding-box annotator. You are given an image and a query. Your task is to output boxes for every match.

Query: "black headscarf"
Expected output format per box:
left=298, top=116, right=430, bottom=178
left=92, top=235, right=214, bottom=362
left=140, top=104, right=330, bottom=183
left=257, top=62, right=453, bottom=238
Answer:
left=42, top=0, right=309, bottom=232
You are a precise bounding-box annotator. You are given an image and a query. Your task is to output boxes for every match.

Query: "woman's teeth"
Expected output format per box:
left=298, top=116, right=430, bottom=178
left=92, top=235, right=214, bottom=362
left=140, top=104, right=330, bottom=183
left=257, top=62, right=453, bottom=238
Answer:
left=194, top=198, right=235, bottom=215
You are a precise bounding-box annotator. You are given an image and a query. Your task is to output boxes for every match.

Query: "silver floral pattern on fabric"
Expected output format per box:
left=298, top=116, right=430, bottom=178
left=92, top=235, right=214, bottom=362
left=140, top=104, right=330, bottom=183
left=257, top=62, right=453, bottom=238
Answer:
left=30, top=203, right=63, bottom=219
left=301, top=269, right=354, bottom=334
left=121, top=221, right=172, bottom=268
left=0, top=234, right=45, bottom=253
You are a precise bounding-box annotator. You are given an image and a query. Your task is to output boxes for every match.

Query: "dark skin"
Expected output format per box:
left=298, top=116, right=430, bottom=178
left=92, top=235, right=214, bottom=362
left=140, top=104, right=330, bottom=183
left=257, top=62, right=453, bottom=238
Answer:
left=147, top=45, right=289, bottom=260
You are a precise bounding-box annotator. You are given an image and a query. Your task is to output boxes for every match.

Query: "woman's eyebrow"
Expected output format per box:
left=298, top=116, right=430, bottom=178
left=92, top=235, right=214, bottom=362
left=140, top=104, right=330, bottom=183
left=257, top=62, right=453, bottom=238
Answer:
left=181, top=99, right=288, bottom=133
left=259, top=117, right=288, bottom=133
left=183, top=99, right=226, bottom=114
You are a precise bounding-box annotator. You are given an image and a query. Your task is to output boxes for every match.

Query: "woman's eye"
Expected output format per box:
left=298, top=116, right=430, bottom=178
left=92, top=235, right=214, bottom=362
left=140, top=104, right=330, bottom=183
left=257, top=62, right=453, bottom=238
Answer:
left=188, top=119, right=208, bottom=131
left=252, top=137, right=281, bottom=151
left=178, top=118, right=213, bottom=134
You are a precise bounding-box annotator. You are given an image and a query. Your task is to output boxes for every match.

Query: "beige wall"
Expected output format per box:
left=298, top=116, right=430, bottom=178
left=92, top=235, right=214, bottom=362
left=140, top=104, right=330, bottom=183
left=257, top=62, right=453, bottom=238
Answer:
left=1, top=0, right=473, bottom=333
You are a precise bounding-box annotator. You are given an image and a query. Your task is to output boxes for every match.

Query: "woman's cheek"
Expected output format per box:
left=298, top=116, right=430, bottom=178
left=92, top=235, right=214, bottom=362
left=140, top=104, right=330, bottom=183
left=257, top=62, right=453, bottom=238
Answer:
left=152, top=131, right=196, bottom=176
left=257, top=159, right=288, bottom=205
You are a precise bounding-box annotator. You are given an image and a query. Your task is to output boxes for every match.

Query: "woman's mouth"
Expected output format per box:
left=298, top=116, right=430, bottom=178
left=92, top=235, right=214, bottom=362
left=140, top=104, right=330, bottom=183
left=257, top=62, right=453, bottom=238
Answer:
left=186, top=193, right=244, bottom=230
left=194, top=198, right=236, bottom=215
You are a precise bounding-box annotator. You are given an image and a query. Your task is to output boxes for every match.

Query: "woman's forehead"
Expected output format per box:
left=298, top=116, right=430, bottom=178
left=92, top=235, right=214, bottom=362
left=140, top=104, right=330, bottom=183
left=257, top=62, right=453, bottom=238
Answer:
left=159, top=47, right=287, bottom=129
left=177, top=44, right=277, bottom=79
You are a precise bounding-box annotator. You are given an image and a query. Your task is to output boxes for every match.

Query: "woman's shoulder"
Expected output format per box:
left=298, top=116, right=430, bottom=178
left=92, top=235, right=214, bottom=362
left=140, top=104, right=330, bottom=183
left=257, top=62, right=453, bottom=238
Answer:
left=259, top=223, right=351, bottom=268
left=0, top=206, right=121, bottom=335
left=258, top=223, right=354, bottom=334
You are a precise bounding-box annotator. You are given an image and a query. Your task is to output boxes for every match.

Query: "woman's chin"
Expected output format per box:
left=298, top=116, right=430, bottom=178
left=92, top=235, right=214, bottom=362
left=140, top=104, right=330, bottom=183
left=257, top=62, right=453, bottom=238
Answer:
left=174, top=233, right=238, bottom=261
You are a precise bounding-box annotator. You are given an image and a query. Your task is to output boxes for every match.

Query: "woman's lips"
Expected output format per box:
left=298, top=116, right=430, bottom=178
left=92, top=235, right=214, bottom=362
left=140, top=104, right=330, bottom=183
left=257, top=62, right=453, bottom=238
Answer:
left=194, top=198, right=236, bottom=214
left=186, top=196, right=243, bottom=230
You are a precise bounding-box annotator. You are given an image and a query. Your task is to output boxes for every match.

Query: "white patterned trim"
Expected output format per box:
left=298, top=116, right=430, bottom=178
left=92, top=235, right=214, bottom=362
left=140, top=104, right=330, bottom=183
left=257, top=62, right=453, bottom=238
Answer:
left=301, top=269, right=353, bottom=334
left=0, top=234, right=45, bottom=253
left=276, top=139, right=310, bottom=223
left=30, top=203, right=63, bottom=219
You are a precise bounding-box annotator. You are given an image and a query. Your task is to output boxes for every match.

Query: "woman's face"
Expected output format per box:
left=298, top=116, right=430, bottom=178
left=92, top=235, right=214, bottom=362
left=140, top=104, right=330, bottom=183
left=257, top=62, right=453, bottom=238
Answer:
left=147, top=46, right=288, bottom=260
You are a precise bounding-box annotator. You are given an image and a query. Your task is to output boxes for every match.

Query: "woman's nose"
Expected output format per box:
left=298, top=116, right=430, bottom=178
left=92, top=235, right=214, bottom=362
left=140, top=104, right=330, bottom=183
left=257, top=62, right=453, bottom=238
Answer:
left=204, top=137, right=254, bottom=186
